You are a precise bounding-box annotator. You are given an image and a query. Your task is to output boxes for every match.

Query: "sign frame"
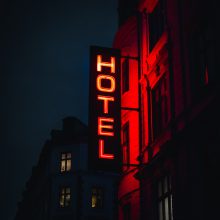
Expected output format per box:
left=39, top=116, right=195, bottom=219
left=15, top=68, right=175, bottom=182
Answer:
left=88, top=46, right=121, bottom=172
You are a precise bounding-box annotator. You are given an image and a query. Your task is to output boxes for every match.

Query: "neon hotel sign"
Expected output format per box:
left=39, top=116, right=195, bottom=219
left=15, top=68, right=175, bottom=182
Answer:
left=89, top=46, right=121, bottom=171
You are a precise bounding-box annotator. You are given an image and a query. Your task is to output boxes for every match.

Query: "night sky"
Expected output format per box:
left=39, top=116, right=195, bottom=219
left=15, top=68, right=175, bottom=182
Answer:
left=1, top=0, right=118, bottom=219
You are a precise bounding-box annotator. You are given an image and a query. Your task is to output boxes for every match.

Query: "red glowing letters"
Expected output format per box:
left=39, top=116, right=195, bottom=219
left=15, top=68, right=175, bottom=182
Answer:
left=96, top=75, right=116, bottom=92
left=96, top=55, right=116, bottom=159
left=97, top=55, right=115, bottom=73
left=97, top=95, right=114, bottom=114
left=89, top=46, right=120, bottom=171
left=98, top=117, right=114, bottom=136
left=98, top=139, right=114, bottom=159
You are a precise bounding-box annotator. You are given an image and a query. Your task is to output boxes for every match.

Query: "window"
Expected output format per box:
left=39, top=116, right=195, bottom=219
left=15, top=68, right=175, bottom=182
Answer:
left=189, top=27, right=215, bottom=98
left=148, top=0, right=165, bottom=51
left=60, top=152, right=71, bottom=172
left=190, top=33, right=208, bottom=95
left=91, top=187, right=104, bottom=208
left=157, top=176, right=173, bottom=220
left=122, top=203, right=131, bottom=220
left=59, top=187, right=71, bottom=208
left=152, top=76, right=169, bottom=139
left=122, top=122, right=130, bottom=168
left=122, top=58, right=129, bottom=93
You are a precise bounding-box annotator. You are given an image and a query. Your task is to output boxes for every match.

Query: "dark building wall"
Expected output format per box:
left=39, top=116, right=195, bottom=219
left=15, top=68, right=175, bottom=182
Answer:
left=118, top=0, right=139, bottom=26
left=15, top=117, right=119, bottom=220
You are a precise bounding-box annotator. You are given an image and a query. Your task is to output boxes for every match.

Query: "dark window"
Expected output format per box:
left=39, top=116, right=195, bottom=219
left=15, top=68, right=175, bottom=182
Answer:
left=59, top=187, right=71, bottom=208
left=148, top=0, right=165, bottom=51
left=189, top=27, right=215, bottom=98
left=152, top=76, right=169, bottom=139
left=60, top=152, right=71, bottom=172
left=122, top=122, right=130, bottom=168
left=123, top=203, right=131, bottom=220
left=122, top=58, right=129, bottom=93
left=157, top=175, right=173, bottom=220
left=91, top=187, right=104, bottom=208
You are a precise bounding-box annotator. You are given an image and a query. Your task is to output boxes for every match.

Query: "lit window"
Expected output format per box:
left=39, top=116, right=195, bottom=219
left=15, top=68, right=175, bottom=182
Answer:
left=157, top=175, right=173, bottom=220
left=91, top=187, right=104, bottom=208
left=122, top=122, right=129, bottom=169
left=60, top=152, right=71, bottom=173
left=122, top=58, right=129, bottom=93
left=59, top=187, right=71, bottom=208
left=152, top=75, right=169, bottom=139
left=148, top=0, right=166, bottom=51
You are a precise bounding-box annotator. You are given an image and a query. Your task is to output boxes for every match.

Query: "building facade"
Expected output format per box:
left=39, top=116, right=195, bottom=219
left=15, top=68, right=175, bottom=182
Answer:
left=15, top=117, right=118, bottom=220
left=114, top=0, right=219, bottom=220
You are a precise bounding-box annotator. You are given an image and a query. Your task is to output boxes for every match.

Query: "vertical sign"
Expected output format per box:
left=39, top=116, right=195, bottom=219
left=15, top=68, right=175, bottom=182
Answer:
left=89, top=46, right=121, bottom=172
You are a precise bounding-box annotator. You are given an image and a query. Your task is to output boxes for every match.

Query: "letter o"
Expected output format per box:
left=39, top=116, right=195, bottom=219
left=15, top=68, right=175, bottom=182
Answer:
left=96, top=75, right=115, bottom=93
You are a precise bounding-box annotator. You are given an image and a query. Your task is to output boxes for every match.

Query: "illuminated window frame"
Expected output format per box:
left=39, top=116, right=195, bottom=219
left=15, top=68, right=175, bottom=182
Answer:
left=59, top=186, right=71, bottom=208
left=157, top=175, right=173, bottom=220
left=91, top=187, right=104, bottom=209
left=60, top=152, right=72, bottom=173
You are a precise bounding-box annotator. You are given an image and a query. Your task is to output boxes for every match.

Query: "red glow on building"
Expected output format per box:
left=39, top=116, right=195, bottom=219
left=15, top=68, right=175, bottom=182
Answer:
left=114, top=1, right=219, bottom=220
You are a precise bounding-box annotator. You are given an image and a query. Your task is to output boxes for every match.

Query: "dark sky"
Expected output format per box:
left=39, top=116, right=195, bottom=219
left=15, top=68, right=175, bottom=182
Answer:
left=1, top=0, right=118, bottom=219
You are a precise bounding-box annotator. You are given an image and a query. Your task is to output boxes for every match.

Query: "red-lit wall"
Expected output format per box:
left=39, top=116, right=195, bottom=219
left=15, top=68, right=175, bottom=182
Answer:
left=114, top=0, right=219, bottom=219
left=113, top=15, right=140, bottom=220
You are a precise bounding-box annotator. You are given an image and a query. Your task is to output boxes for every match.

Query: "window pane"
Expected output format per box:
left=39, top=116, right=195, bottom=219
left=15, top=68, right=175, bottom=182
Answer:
left=60, top=187, right=71, bottom=207
left=158, top=176, right=173, bottom=220
left=158, top=181, right=162, bottom=197
left=149, top=0, right=165, bottom=51
left=61, top=153, right=66, bottom=159
left=168, top=176, right=171, bottom=191
left=170, top=195, right=173, bottom=220
left=67, top=153, right=71, bottom=159
left=91, top=187, right=103, bottom=208
left=61, top=160, right=66, bottom=172
left=92, top=195, right=97, bottom=208
left=66, top=194, right=71, bottom=206
left=164, top=176, right=168, bottom=193
left=60, top=195, right=64, bottom=207
left=165, top=197, right=169, bottom=220
left=159, top=201, right=163, bottom=220
left=66, top=187, right=70, bottom=194
left=66, top=159, right=71, bottom=171
left=61, top=188, right=65, bottom=194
